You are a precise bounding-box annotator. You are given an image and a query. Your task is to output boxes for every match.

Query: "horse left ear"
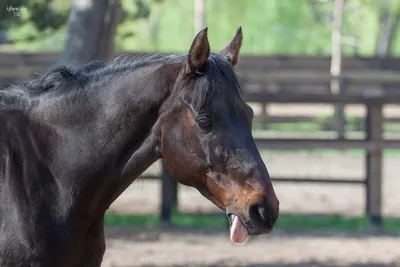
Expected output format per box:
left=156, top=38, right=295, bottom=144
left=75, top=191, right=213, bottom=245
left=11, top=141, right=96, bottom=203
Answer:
left=219, top=26, right=243, bottom=67
left=187, top=27, right=210, bottom=74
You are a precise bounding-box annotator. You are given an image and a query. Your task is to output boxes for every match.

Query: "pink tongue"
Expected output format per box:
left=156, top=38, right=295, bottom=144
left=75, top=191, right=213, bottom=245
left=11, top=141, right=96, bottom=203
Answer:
left=230, top=216, right=249, bottom=243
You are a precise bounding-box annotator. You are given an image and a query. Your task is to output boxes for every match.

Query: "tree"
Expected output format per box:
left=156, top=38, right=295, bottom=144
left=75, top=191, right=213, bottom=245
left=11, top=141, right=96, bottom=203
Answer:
left=330, top=0, right=345, bottom=140
left=375, top=0, right=400, bottom=56
left=56, top=0, right=121, bottom=67
left=1, top=0, right=163, bottom=52
left=0, top=0, right=70, bottom=51
left=0, top=0, right=68, bottom=34
left=114, top=0, right=165, bottom=51
left=194, top=0, right=205, bottom=33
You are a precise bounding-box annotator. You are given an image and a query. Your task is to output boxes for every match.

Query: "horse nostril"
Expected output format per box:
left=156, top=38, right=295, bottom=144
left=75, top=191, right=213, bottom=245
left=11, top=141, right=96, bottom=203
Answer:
left=249, top=202, right=267, bottom=226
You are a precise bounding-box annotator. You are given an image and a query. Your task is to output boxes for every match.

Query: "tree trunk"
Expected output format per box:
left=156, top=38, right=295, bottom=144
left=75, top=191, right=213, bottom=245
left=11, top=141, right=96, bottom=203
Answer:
left=56, top=0, right=120, bottom=67
left=330, top=0, right=345, bottom=140
left=148, top=3, right=164, bottom=51
left=376, top=0, right=400, bottom=56
left=194, top=0, right=205, bottom=33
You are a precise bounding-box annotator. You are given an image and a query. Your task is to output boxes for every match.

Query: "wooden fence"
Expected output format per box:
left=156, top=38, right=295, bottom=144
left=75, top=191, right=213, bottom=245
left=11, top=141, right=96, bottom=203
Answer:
left=2, top=52, right=400, bottom=128
left=1, top=52, right=400, bottom=229
left=155, top=92, right=400, bottom=229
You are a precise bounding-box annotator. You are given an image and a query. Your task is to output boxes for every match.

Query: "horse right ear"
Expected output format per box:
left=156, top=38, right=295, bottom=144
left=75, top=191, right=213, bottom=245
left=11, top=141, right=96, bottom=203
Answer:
left=219, top=26, right=243, bottom=67
left=186, top=27, right=210, bottom=74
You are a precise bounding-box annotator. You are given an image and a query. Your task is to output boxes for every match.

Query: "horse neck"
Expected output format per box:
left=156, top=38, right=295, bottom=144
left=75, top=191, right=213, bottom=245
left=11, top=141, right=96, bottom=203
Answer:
left=43, top=63, right=177, bottom=217
left=0, top=86, right=32, bottom=111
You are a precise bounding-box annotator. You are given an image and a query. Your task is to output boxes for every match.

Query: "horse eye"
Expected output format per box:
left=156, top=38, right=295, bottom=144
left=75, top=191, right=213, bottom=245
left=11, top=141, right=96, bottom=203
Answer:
left=197, top=116, right=212, bottom=129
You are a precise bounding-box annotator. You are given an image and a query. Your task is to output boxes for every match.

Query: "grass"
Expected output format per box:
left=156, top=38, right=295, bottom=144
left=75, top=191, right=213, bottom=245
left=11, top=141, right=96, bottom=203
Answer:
left=275, top=214, right=400, bottom=232
left=104, top=211, right=226, bottom=229
left=258, top=148, right=400, bottom=157
left=253, top=121, right=400, bottom=133
left=104, top=211, right=400, bottom=233
left=252, top=112, right=400, bottom=133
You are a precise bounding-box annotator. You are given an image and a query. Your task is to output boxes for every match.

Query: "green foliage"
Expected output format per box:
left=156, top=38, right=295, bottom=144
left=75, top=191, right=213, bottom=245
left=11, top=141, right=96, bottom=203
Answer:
left=4, top=0, right=164, bottom=51
left=122, top=0, right=400, bottom=55
left=0, top=0, right=68, bottom=32
left=114, top=0, right=165, bottom=51
left=104, top=211, right=400, bottom=232
left=0, top=0, right=25, bottom=29
left=2, top=0, right=400, bottom=55
left=2, top=0, right=69, bottom=51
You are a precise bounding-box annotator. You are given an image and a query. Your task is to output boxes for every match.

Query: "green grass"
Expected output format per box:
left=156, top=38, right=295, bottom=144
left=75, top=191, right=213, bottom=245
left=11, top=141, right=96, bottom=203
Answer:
left=274, top=215, right=400, bottom=232
left=252, top=114, right=400, bottom=133
left=104, top=211, right=227, bottom=229
left=104, top=211, right=400, bottom=233
left=258, top=148, right=400, bottom=157
left=104, top=211, right=226, bottom=229
left=254, top=121, right=400, bottom=133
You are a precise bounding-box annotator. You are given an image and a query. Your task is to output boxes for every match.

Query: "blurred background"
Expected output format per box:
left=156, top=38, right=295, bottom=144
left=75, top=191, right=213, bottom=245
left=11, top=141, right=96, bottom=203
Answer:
left=1, top=0, right=400, bottom=266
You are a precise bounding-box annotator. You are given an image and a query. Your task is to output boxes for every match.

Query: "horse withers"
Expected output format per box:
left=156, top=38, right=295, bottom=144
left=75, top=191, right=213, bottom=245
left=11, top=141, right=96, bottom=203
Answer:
left=0, top=26, right=279, bottom=267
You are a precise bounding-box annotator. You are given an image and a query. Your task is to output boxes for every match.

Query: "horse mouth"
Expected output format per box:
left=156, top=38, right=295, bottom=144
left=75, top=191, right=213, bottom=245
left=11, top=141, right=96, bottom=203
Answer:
left=227, top=214, right=249, bottom=244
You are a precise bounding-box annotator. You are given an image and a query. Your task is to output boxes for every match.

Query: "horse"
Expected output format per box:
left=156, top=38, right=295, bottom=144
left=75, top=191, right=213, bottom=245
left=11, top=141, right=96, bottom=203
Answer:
left=0, top=26, right=279, bottom=267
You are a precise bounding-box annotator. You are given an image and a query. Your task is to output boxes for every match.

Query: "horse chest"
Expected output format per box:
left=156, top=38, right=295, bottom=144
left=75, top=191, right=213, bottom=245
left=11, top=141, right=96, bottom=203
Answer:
left=0, top=217, right=105, bottom=267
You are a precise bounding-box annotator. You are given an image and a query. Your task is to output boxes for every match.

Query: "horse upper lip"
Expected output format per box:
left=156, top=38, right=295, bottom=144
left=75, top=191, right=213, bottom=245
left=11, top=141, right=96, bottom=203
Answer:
left=227, top=214, right=248, bottom=231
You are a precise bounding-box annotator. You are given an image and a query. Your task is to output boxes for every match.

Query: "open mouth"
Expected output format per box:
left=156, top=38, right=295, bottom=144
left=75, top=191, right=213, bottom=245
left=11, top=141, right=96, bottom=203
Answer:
left=228, top=214, right=249, bottom=244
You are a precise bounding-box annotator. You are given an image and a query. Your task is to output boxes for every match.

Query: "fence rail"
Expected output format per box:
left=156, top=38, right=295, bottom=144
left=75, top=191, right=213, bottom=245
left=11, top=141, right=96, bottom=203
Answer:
left=1, top=52, right=400, bottom=229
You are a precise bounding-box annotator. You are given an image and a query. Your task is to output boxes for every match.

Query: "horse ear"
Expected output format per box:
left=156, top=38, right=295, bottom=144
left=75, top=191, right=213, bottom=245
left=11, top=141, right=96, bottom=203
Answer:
left=219, top=26, right=243, bottom=67
left=187, top=27, right=210, bottom=74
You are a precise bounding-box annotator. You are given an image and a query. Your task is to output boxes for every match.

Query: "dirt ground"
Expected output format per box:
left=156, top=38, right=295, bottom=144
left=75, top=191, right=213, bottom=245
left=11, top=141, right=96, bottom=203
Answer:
left=102, top=228, right=400, bottom=267
left=103, top=152, right=400, bottom=267
left=102, top=104, right=400, bottom=267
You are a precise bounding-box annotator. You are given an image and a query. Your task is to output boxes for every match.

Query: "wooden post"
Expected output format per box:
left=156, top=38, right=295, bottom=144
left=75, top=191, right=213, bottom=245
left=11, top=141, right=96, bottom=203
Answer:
left=160, top=162, right=178, bottom=225
left=337, top=77, right=346, bottom=141
left=330, top=0, right=345, bottom=140
left=261, top=102, right=268, bottom=129
left=365, top=102, right=383, bottom=230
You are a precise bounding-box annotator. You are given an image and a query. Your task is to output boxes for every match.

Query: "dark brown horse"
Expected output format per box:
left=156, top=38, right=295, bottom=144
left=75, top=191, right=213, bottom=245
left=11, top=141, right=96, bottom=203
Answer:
left=0, top=27, right=279, bottom=267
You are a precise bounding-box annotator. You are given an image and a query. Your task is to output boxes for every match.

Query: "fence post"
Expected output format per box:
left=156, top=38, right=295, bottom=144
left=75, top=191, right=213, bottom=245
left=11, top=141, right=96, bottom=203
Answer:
left=338, top=77, right=347, bottom=140
left=365, top=102, right=383, bottom=230
left=333, top=76, right=346, bottom=141
left=160, top=162, right=178, bottom=225
left=261, top=102, right=268, bottom=128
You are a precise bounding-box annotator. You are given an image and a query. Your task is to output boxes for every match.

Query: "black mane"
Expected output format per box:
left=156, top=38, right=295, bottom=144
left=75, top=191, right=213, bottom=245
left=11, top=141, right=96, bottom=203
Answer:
left=187, top=53, right=242, bottom=111
left=1, top=52, right=242, bottom=111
